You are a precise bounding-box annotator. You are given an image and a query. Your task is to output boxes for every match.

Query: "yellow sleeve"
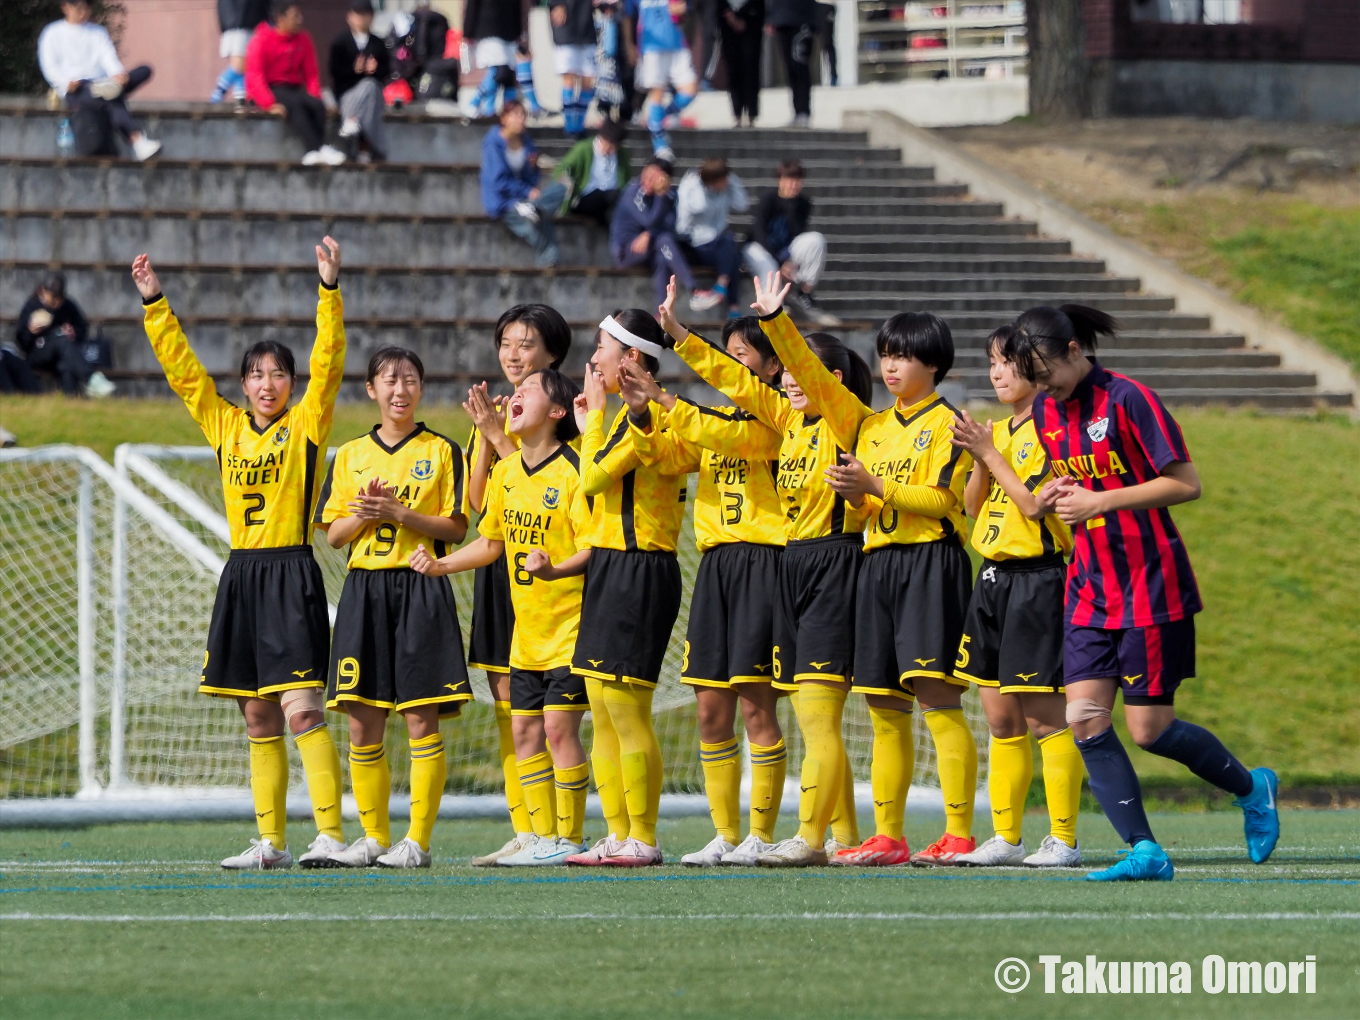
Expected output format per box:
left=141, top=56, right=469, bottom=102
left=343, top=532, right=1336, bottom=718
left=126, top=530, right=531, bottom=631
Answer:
left=630, top=403, right=704, bottom=474
left=479, top=462, right=506, bottom=540
left=440, top=439, right=465, bottom=518
left=672, top=331, right=793, bottom=433
left=315, top=446, right=348, bottom=525
left=880, top=429, right=971, bottom=519
left=666, top=397, right=783, bottom=461
left=569, top=477, right=594, bottom=549
left=296, top=284, right=347, bottom=442
left=580, top=409, right=639, bottom=497
left=881, top=479, right=956, bottom=519
left=142, top=296, right=230, bottom=448
left=759, top=310, right=870, bottom=451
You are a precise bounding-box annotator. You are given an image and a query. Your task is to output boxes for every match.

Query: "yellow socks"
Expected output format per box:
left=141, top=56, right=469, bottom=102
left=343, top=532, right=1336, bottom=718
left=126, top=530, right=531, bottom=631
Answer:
left=792, top=683, right=847, bottom=846
left=1038, top=727, right=1083, bottom=847
left=348, top=741, right=391, bottom=846
left=700, top=738, right=742, bottom=844
left=601, top=683, right=663, bottom=846
left=406, top=733, right=446, bottom=852
left=516, top=751, right=557, bottom=839
left=248, top=735, right=288, bottom=847
left=554, top=762, right=590, bottom=844
left=294, top=723, right=344, bottom=842
left=830, top=748, right=860, bottom=847
left=924, top=708, right=977, bottom=839
left=868, top=705, right=914, bottom=841
left=988, top=734, right=1032, bottom=845
left=586, top=678, right=629, bottom=838
left=495, top=699, right=532, bottom=834
left=748, top=739, right=786, bottom=843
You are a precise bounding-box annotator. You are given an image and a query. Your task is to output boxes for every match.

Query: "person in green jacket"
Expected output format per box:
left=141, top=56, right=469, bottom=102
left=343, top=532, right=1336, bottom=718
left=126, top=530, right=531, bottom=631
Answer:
left=554, top=120, right=632, bottom=227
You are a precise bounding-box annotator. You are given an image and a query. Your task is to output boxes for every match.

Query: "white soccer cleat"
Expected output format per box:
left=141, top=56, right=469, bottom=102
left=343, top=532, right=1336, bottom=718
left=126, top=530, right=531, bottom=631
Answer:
left=497, top=833, right=559, bottom=866
left=824, top=837, right=853, bottom=859
left=471, top=832, right=534, bottom=867
left=1023, top=834, right=1083, bottom=868
left=757, top=835, right=828, bottom=868
left=600, top=836, right=663, bottom=867
left=131, top=137, right=162, bottom=162
left=720, top=833, right=775, bottom=866
left=564, top=832, right=625, bottom=866
left=324, top=836, right=388, bottom=868
left=376, top=837, right=432, bottom=868
left=955, top=834, right=1027, bottom=867
left=530, top=836, right=588, bottom=866
left=221, top=837, right=292, bottom=870
left=296, top=833, right=348, bottom=869
left=681, top=835, right=736, bottom=867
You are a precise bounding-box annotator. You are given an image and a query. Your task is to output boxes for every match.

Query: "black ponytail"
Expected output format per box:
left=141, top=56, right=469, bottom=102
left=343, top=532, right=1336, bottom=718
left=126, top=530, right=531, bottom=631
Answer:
left=1004, top=304, right=1117, bottom=383
left=804, top=331, right=873, bottom=407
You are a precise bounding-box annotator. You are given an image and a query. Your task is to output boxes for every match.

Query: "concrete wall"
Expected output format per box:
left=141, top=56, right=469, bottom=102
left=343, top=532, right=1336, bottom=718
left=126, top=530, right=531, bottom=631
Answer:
left=117, top=0, right=219, bottom=102
left=1092, top=59, right=1360, bottom=124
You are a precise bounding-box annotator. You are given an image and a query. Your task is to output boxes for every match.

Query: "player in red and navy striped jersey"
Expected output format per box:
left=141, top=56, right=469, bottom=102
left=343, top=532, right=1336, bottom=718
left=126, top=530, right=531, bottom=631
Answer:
left=1011, top=304, right=1279, bottom=881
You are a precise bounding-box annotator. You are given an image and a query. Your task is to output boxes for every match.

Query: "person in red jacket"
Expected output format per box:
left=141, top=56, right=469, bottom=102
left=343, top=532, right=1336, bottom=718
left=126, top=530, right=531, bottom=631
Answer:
left=246, top=0, right=345, bottom=165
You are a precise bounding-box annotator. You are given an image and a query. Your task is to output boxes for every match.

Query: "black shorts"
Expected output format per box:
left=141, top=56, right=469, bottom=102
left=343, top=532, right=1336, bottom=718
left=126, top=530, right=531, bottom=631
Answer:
left=200, top=545, right=330, bottom=700
left=327, top=567, right=472, bottom=713
left=853, top=539, right=972, bottom=701
left=467, top=553, right=514, bottom=674
left=510, top=665, right=590, bottom=715
left=572, top=547, right=683, bottom=687
left=683, top=542, right=782, bottom=688
left=955, top=554, right=1066, bottom=694
left=773, top=533, right=861, bottom=690
left=1064, top=616, right=1195, bottom=703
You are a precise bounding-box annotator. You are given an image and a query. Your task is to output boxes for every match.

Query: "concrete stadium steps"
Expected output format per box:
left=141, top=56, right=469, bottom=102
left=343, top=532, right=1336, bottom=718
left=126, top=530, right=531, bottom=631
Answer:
left=817, top=273, right=1141, bottom=294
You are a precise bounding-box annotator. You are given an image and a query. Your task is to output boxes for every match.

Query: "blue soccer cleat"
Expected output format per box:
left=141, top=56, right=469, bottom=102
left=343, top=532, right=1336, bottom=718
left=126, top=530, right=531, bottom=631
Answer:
left=1085, top=840, right=1174, bottom=882
left=1234, top=766, right=1280, bottom=864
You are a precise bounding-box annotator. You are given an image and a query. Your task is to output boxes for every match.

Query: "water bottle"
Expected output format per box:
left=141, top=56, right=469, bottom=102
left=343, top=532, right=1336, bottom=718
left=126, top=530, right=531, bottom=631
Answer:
left=57, top=118, right=74, bottom=157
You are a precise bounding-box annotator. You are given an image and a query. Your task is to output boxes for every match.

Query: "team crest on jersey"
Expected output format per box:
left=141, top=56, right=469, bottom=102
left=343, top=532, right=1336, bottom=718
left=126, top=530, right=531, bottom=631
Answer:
left=410, top=459, right=433, bottom=480
left=808, top=432, right=819, bottom=450
left=273, top=426, right=289, bottom=446
left=913, top=429, right=933, bottom=451
left=542, top=487, right=561, bottom=510
left=1016, top=441, right=1033, bottom=463
left=1086, top=417, right=1110, bottom=442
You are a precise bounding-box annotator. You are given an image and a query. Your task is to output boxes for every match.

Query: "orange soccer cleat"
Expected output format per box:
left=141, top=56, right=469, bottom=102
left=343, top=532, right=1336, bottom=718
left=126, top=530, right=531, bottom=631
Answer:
left=909, top=833, right=976, bottom=866
left=830, top=834, right=912, bottom=867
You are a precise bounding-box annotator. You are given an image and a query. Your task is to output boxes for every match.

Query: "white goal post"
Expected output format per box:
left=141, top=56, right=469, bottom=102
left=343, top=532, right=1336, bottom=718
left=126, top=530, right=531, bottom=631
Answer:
left=1, top=444, right=989, bottom=827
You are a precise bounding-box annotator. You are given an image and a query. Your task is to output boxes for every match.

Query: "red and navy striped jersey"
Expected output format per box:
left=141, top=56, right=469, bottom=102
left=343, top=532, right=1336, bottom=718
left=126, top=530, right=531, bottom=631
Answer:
left=1032, top=362, right=1201, bottom=629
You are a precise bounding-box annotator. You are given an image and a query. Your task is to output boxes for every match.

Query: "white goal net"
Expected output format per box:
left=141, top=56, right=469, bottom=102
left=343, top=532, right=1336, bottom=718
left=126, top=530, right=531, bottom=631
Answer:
left=0, top=444, right=989, bottom=819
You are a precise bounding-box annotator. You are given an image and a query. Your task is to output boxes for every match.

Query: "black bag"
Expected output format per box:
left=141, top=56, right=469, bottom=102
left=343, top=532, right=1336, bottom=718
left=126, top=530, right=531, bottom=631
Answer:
left=72, top=103, right=116, bottom=157
left=80, top=330, right=113, bottom=371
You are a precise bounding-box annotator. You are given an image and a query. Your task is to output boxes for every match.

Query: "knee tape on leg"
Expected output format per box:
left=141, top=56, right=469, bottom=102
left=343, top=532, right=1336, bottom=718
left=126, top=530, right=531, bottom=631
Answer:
left=1066, top=698, right=1111, bottom=727
left=280, top=687, right=324, bottom=725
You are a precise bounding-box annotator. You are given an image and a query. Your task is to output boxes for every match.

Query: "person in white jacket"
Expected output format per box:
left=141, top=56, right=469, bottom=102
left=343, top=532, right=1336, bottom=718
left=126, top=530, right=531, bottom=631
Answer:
left=38, top=0, right=160, bottom=160
left=677, top=158, right=749, bottom=317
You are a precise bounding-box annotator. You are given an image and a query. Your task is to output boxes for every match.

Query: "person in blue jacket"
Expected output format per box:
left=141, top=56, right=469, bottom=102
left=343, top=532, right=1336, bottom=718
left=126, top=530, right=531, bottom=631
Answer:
left=480, top=99, right=564, bottom=267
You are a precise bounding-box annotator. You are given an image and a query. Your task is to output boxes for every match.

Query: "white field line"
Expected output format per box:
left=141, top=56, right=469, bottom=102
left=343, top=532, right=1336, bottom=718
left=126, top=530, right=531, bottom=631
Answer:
left=4, top=911, right=1360, bottom=923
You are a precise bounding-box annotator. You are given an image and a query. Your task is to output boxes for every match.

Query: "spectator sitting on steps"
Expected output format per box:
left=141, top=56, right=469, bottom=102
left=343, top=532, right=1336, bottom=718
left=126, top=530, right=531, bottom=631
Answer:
left=743, top=158, right=839, bottom=326
left=552, top=119, right=631, bottom=229
left=677, top=157, right=748, bottom=318
left=38, top=0, right=161, bottom=161
left=247, top=0, right=346, bottom=166
left=480, top=99, right=563, bottom=268
left=212, top=0, right=269, bottom=104
left=329, top=0, right=391, bottom=162
left=610, top=156, right=723, bottom=313
left=13, top=273, right=115, bottom=398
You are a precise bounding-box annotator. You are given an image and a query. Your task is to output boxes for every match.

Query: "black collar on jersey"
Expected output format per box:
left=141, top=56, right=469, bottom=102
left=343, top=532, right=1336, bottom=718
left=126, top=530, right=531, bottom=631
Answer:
left=893, top=395, right=943, bottom=429
left=800, top=412, right=822, bottom=427
left=1008, top=411, right=1034, bottom=434
left=367, top=422, right=427, bottom=455
left=247, top=406, right=291, bottom=435
left=522, top=442, right=569, bottom=477
left=1067, top=359, right=1109, bottom=405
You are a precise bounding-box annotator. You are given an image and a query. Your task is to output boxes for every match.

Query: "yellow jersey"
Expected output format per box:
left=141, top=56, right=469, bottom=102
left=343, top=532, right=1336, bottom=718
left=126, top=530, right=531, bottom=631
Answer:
left=854, top=395, right=972, bottom=551
left=672, top=324, right=870, bottom=542
left=479, top=445, right=593, bottom=670
left=580, top=405, right=689, bottom=553
left=314, top=425, right=466, bottom=569
left=971, top=414, right=1073, bottom=561
left=143, top=284, right=345, bottom=549
left=630, top=396, right=786, bottom=552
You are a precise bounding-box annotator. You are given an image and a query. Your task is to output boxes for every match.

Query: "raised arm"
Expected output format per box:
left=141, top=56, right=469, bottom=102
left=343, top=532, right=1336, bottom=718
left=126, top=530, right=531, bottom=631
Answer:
left=297, top=237, right=346, bottom=436
left=664, top=396, right=783, bottom=462
left=618, top=360, right=703, bottom=475
left=576, top=363, right=640, bottom=497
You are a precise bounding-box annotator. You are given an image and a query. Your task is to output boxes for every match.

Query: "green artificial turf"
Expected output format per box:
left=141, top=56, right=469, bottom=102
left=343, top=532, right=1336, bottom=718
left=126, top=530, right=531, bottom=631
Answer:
left=1, top=812, right=1357, bottom=1019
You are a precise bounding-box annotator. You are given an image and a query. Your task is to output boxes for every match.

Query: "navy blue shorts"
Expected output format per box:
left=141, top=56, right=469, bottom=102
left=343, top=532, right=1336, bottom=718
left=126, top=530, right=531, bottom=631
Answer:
left=1063, top=616, right=1196, bottom=703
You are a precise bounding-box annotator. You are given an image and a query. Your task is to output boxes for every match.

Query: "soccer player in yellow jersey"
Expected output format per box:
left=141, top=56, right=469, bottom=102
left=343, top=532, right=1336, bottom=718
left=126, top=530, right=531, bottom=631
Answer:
left=614, top=317, right=790, bottom=866
left=312, top=347, right=471, bottom=869
left=657, top=277, right=873, bottom=868
left=461, top=305, right=574, bottom=867
left=413, top=369, right=595, bottom=866
left=563, top=308, right=688, bottom=868
left=131, top=241, right=348, bottom=870
left=947, top=325, right=1084, bottom=868
left=751, top=273, right=980, bottom=867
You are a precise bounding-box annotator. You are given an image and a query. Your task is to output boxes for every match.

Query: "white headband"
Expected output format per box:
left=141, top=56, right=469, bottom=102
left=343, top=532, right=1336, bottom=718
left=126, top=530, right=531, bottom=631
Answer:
left=599, top=315, right=664, bottom=358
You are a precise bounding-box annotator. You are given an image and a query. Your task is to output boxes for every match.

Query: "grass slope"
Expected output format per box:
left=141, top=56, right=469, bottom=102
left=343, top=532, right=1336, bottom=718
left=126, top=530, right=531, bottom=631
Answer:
left=1, top=814, right=1358, bottom=1019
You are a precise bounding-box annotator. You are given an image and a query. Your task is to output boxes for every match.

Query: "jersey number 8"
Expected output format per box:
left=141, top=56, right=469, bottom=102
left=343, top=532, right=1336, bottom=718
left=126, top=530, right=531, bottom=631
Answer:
left=513, top=551, right=533, bottom=585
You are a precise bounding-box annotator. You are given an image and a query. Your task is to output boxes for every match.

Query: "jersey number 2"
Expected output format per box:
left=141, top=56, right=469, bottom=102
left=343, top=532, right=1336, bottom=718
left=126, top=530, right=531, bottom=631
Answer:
left=242, top=492, right=266, bottom=527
